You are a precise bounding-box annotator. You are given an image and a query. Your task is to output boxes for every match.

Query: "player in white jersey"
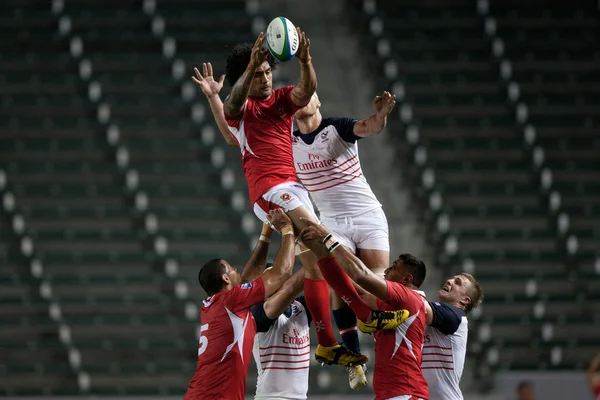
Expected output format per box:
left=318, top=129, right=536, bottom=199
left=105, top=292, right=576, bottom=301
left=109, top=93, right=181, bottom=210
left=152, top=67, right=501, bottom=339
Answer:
left=292, top=91, right=396, bottom=388
left=420, top=273, right=484, bottom=400
left=252, top=269, right=311, bottom=400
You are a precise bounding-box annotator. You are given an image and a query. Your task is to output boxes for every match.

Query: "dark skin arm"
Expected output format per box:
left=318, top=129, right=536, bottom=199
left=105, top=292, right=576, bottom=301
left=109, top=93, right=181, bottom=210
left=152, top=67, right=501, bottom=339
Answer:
left=223, top=33, right=267, bottom=117
left=260, top=209, right=296, bottom=298
left=240, top=223, right=274, bottom=283
left=262, top=269, right=305, bottom=319
left=290, top=28, right=317, bottom=107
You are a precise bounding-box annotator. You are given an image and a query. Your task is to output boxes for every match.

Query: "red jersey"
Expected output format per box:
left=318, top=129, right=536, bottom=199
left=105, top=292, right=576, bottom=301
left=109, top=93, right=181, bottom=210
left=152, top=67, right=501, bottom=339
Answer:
left=225, top=86, right=303, bottom=205
left=184, top=278, right=266, bottom=400
left=594, top=382, right=600, bottom=400
left=373, top=282, right=429, bottom=400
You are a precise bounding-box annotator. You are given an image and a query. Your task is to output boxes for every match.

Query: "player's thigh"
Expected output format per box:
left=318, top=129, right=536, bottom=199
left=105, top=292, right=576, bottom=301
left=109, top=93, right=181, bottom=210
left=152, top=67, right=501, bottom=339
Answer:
left=265, top=183, right=319, bottom=230
left=352, top=208, right=390, bottom=275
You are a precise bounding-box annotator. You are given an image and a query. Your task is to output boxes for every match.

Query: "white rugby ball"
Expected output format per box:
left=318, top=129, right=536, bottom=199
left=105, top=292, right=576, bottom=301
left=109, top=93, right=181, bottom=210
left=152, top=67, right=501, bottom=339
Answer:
left=266, top=17, right=299, bottom=62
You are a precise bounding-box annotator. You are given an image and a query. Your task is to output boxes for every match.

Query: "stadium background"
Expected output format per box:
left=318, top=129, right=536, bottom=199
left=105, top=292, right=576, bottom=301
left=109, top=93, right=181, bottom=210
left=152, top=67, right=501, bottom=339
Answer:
left=1, top=0, right=599, bottom=399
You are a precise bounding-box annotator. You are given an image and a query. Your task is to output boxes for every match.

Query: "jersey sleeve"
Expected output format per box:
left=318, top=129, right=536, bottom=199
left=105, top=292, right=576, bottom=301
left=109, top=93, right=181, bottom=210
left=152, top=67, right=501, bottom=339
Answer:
left=295, top=296, right=312, bottom=326
left=251, top=302, right=277, bottom=332
left=226, top=277, right=266, bottom=312
left=429, top=302, right=464, bottom=335
left=330, top=117, right=361, bottom=143
left=384, top=281, right=421, bottom=313
left=278, top=85, right=306, bottom=115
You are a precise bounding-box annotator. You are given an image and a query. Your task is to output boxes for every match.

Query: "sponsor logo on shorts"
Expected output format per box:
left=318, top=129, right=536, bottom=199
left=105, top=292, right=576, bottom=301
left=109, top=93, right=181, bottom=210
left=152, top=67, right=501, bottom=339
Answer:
left=280, top=193, right=292, bottom=202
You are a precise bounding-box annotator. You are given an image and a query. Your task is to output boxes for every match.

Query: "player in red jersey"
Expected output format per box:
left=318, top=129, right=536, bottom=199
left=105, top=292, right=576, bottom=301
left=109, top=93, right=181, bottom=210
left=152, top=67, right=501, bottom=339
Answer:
left=190, top=29, right=367, bottom=367
left=588, top=352, right=600, bottom=400
left=299, top=219, right=429, bottom=400
left=184, top=209, right=295, bottom=400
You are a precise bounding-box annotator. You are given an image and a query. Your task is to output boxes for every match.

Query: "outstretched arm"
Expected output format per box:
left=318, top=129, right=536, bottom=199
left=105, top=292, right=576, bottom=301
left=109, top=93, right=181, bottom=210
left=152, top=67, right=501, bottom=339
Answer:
left=588, top=353, right=600, bottom=391
left=223, top=33, right=267, bottom=117
left=240, top=223, right=274, bottom=283
left=290, top=28, right=317, bottom=107
left=259, top=210, right=296, bottom=298
left=353, top=91, right=396, bottom=137
left=262, top=269, right=305, bottom=319
left=192, top=63, right=237, bottom=146
left=299, top=218, right=388, bottom=301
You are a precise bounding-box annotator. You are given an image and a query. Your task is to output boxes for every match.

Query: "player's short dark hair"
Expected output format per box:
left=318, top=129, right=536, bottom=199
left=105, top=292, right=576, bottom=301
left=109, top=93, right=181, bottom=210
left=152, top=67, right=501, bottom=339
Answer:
left=225, top=43, right=278, bottom=86
left=198, top=258, right=228, bottom=295
left=399, top=253, right=427, bottom=288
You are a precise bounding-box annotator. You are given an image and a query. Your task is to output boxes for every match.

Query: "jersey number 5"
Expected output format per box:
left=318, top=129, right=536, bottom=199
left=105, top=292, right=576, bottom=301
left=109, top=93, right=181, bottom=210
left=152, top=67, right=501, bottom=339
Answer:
left=198, top=323, right=209, bottom=356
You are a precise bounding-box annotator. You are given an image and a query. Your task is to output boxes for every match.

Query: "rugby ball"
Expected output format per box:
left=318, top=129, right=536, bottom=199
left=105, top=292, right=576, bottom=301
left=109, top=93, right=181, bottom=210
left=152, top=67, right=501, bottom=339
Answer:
left=266, top=17, right=299, bottom=62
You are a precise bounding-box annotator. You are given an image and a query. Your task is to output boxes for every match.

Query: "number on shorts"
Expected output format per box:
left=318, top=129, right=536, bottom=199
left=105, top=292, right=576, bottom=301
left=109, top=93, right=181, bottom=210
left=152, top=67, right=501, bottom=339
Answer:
left=198, top=323, right=209, bottom=356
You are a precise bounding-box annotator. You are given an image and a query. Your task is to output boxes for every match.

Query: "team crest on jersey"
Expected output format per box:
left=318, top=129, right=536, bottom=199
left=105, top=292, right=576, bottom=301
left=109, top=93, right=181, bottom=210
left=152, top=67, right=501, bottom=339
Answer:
left=292, top=136, right=299, bottom=145
left=320, top=130, right=329, bottom=141
left=241, top=282, right=253, bottom=289
left=280, top=193, right=291, bottom=202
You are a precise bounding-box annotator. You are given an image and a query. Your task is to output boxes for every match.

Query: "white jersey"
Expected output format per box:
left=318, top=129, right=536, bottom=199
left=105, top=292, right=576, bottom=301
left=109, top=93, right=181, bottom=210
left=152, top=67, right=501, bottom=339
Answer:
left=422, top=302, right=468, bottom=400
left=292, top=118, right=381, bottom=218
left=252, top=297, right=311, bottom=400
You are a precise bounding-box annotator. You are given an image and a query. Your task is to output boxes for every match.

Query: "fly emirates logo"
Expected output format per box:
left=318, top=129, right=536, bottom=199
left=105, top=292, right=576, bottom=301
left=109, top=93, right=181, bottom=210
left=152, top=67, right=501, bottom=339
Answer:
left=296, top=153, right=337, bottom=172
left=282, top=328, right=309, bottom=346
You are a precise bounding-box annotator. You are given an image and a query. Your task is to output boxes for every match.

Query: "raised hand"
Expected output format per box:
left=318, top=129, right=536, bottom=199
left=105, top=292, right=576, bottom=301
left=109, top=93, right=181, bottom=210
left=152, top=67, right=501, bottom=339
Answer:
left=192, top=62, right=225, bottom=98
left=295, top=27, right=311, bottom=63
left=298, top=217, right=330, bottom=258
left=373, top=91, right=396, bottom=116
left=266, top=209, right=293, bottom=232
left=249, top=32, right=268, bottom=69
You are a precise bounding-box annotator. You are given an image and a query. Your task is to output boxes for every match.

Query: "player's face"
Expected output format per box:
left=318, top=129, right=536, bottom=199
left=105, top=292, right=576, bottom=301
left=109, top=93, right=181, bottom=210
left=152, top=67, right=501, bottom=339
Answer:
left=223, top=262, right=241, bottom=287
left=437, top=274, right=471, bottom=306
left=295, top=93, right=321, bottom=118
left=249, top=61, right=272, bottom=98
left=384, top=258, right=410, bottom=284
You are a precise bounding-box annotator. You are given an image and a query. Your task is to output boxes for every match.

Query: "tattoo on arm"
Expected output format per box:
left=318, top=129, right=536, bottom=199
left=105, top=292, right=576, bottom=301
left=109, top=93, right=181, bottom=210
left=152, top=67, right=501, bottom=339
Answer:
left=224, top=68, right=255, bottom=117
left=291, top=61, right=317, bottom=107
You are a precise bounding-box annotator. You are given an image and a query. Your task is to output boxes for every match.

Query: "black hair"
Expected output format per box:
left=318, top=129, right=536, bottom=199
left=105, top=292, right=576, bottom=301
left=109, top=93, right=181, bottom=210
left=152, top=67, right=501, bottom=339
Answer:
left=399, top=253, right=427, bottom=288
left=198, top=258, right=228, bottom=295
left=225, top=43, right=278, bottom=86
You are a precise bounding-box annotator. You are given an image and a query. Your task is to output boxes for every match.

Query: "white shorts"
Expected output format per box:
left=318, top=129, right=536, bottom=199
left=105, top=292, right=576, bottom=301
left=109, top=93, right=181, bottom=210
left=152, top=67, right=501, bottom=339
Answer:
left=253, top=181, right=318, bottom=224
left=320, top=207, right=389, bottom=253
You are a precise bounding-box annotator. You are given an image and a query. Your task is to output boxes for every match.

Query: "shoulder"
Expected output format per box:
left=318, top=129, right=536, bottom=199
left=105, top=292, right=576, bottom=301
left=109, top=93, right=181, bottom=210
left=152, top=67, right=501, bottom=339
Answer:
left=429, top=302, right=465, bottom=335
left=252, top=302, right=278, bottom=332
left=327, top=117, right=360, bottom=143
left=274, top=85, right=295, bottom=97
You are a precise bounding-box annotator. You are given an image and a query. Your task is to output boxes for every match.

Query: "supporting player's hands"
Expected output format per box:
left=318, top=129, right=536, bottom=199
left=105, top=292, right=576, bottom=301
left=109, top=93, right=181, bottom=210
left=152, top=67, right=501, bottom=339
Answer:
left=249, top=32, right=269, bottom=70
left=266, top=209, right=293, bottom=233
left=373, top=91, right=396, bottom=117
left=192, top=62, right=225, bottom=98
left=295, top=27, right=311, bottom=64
left=261, top=222, right=274, bottom=239
left=298, top=217, right=330, bottom=259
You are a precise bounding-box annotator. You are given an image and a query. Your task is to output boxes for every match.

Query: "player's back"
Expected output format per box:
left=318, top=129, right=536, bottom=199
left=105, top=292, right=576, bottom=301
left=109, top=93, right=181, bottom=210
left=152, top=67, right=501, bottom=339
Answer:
left=373, top=282, right=428, bottom=400
left=422, top=303, right=468, bottom=400
left=185, top=280, right=265, bottom=400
